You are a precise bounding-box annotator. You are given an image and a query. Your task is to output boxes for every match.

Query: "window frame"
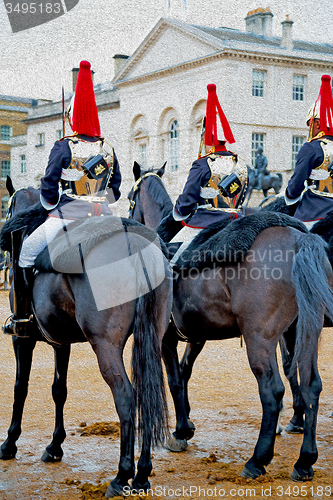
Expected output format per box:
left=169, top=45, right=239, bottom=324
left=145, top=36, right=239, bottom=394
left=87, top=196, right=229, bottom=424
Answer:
left=36, top=132, right=45, bottom=147
left=292, top=135, right=305, bottom=169
left=293, top=75, right=306, bottom=102
left=0, top=125, right=12, bottom=141
left=1, top=195, right=9, bottom=221
left=1, top=160, right=11, bottom=179
left=251, top=133, right=266, bottom=167
left=20, top=154, right=27, bottom=174
left=252, top=70, right=266, bottom=98
left=169, top=119, right=179, bottom=172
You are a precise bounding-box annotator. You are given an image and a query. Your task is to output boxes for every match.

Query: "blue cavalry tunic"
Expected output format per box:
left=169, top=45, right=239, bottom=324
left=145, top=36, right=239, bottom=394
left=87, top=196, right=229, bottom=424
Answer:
left=285, top=135, right=333, bottom=223
left=40, top=135, right=121, bottom=220
left=174, top=150, right=243, bottom=228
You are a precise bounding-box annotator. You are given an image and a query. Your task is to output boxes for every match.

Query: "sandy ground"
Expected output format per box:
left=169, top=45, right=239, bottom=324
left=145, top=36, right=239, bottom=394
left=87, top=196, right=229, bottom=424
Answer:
left=0, top=289, right=332, bottom=500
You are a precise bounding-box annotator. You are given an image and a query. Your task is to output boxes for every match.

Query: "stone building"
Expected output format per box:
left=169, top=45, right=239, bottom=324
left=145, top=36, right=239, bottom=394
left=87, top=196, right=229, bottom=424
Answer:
left=10, top=9, right=333, bottom=214
left=0, top=95, right=36, bottom=226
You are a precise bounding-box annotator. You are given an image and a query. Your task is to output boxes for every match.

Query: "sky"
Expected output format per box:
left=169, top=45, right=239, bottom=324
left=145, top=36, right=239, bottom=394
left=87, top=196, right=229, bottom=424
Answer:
left=1, top=0, right=333, bottom=100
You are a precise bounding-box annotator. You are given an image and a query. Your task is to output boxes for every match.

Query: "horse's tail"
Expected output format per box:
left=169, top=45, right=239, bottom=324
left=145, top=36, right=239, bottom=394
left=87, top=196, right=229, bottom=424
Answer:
left=292, top=233, right=333, bottom=366
left=131, top=289, right=169, bottom=447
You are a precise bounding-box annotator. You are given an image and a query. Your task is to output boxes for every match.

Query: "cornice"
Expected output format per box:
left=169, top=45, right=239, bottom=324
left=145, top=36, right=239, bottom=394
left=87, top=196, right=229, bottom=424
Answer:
left=114, top=19, right=221, bottom=84
left=115, top=48, right=333, bottom=88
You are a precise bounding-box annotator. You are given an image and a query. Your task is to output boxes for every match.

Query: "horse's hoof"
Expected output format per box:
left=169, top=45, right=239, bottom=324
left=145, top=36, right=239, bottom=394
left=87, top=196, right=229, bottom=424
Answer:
left=0, top=448, right=16, bottom=460
left=291, top=467, right=314, bottom=482
left=285, top=423, right=304, bottom=434
left=187, top=419, right=195, bottom=430
left=131, top=479, right=150, bottom=492
left=165, top=435, right=188, bottom=452
left=276, top=423, right=283, bottom=435
left=106, top=481, right=129, bottom=498
left=241, top=464, right=266, bottom=479
left=41, top=450, right=62, bottom=462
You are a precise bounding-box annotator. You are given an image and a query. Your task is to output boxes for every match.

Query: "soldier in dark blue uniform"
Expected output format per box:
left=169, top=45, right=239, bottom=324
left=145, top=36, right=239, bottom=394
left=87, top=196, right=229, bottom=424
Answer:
left=3, top=60, right=121, bottom=336
left=285, top=74, right=333, bottom=229
left=170, top=84, right=248, bottom=262
left=173, top=84, right=248, bottom=229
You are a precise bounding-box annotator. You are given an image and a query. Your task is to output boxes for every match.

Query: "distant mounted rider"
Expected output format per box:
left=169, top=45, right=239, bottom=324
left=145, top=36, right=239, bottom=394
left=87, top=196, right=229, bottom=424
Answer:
left=3, top=60, right=121, bottom=337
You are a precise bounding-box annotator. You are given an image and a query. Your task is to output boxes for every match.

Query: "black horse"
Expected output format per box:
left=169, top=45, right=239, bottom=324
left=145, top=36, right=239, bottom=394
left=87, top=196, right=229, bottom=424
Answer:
left=128, top=163, right=333, bottom=481
left=0, top=180, right=173, bottom=498
left=245, top=165, right=283, bottom=206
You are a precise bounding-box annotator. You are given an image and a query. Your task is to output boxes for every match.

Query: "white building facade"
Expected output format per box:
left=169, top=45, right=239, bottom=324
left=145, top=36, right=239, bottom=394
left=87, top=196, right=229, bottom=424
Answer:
left=10, top=10, right=333, bottom=214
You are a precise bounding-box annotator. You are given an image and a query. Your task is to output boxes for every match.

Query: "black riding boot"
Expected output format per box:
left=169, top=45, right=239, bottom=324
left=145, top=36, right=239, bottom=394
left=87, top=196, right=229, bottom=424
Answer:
left=2, top=228, right=34, bottom=338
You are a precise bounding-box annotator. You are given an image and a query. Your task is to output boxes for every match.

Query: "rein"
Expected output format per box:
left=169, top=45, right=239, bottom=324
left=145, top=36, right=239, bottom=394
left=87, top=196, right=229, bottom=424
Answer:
left=128, top=172, right=163, bottom=218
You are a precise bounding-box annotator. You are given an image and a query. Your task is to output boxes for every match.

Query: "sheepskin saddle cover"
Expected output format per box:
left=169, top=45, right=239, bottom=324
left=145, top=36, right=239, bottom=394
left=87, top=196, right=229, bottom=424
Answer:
left=176, top=211, right=308, bottom=271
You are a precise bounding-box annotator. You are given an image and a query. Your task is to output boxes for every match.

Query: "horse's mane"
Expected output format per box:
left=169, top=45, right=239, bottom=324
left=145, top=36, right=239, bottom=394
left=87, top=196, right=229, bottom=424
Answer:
left=175, top=211, right=308, bottom=271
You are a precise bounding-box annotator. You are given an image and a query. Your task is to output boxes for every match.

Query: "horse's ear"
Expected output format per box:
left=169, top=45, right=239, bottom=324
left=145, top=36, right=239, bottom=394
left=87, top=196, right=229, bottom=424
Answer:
left=156, top=162, right=167, bottom=178
left=6, top=176, right=15, bottom=197
left=133, top=162, right=141, bottom=181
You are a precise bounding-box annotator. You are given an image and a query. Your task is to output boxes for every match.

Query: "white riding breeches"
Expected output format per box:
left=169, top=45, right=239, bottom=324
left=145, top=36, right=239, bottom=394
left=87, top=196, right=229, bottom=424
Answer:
left=169, top=225, right=201, bottom=266
left=19, top=216, right=73, bottom=268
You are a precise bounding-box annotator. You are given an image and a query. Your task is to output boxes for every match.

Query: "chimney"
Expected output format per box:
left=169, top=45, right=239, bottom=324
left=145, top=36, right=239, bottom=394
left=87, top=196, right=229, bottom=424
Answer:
left=245, top=7, right=273, bottom=37
left=113, top=54, right=129, bottom=75
left=281, top=16, right=294, bottom=50
left=71, top=67, right=95, bottom=91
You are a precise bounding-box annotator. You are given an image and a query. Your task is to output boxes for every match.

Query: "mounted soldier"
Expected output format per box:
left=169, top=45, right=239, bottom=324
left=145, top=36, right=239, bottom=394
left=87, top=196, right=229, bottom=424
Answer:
left=284, top=74, right=333, bottom=229
left=253, top=147, right=269, bottom=189
left=3, top=60, right=122, bottom=337
left=169, top=84, right=248, bottom=260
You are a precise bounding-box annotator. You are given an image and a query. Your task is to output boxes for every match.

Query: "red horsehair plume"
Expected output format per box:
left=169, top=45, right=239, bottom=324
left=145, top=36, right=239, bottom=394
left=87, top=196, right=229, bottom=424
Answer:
left=319, top=75, right=333, bottom=135
left=204, top=83, right=235, bottom=146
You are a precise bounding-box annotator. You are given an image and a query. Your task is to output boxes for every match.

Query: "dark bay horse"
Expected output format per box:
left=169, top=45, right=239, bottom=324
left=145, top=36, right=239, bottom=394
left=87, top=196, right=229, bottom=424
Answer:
left=0, top=180, right=173, bottom=498
left=128, top=164, right=333, bottom=481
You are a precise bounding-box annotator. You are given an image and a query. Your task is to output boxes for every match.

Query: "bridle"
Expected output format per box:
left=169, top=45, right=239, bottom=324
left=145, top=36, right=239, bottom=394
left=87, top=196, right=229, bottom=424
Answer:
left=128, top=172, right=163, bottom=218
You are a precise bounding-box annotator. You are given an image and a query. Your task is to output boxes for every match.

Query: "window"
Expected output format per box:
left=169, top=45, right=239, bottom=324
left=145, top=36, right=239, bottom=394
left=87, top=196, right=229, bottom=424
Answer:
left=251, top=133, right=265, bottom=167
left=56, top=129, right=63, bottom=140
left=36, top=132, right=45, bottom=147
left=0, top=125, right=12, bottom=141
left=252, top=70, right=265, bottom=97
left=20, top=154, right=26, bottom=174
left=169, top=120, right=179, bottom=172
left=139, top=144, right=147, bottom=169
left=1, top=195, right=9, bottom=220
left=293, top=75, right=305, bottom=101
left=292, top=136, right=305, bottom=169
left=1, top=160, right=11, bottom=178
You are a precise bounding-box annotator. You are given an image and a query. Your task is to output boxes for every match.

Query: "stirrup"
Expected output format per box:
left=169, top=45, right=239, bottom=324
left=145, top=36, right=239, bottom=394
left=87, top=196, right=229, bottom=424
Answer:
left=2, top=314, right=33, bottom=338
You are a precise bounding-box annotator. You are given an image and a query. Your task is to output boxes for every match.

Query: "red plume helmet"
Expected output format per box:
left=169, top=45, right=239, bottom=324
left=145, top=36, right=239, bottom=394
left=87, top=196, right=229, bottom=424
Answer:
left=70, top=60, right=101, bottom=137
left=319, top=74, right=333, bottom=136
left=204, top=84, right=235, bottom=147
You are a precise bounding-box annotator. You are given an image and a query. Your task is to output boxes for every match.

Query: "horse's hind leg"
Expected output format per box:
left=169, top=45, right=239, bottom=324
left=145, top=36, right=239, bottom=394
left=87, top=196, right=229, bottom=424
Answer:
left=41, top=344, right=71, bottom=462
left=180, top=341, right=206, bottom=424
left=241, top=342, right=285, bottom=479
left=92, top=343, right=135, bottom=498
left=0, top=336, right=36, bottom=459
left=280, top=325, right=304, bottom=433
left=291, top=350, right=322, bottom=481
left=162, top=323, right=194, bottom=451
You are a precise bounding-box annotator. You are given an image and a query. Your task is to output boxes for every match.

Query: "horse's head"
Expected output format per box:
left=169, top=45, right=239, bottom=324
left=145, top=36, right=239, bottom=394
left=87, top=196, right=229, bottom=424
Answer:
left=128, top=162, right=172, bottom=229
left=5, top=176, right=40, bottom=219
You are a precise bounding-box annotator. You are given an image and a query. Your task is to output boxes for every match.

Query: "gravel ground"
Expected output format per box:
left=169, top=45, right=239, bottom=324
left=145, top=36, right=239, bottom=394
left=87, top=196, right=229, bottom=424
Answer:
left=0, top=289, right=332, bottom=500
